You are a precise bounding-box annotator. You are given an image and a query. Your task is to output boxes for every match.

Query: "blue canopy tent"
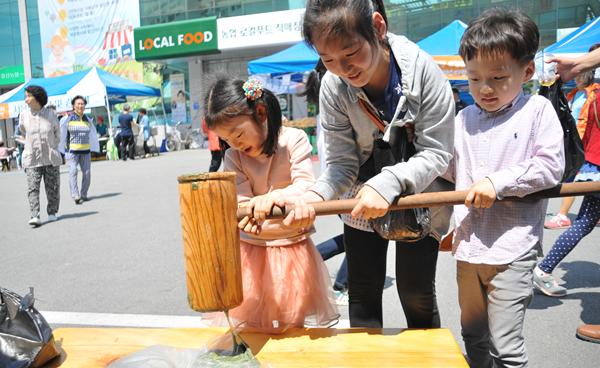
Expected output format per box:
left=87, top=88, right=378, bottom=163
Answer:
left=248, top=41, right=319, bottom=75
left=417, top=19, right=467, bottom=57
left=417, top=20, right=472, bottom=104
left=0, top=67, right=161, bottom=119
left=417, top=20, right=468, bottom=82
left=544, top=17, right=600, bottom=56
left=247, top=42, right=320, bottom=95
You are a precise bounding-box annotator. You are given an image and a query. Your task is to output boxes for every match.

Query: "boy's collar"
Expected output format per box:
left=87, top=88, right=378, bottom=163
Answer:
left=475, top=91, right=524, bottom=117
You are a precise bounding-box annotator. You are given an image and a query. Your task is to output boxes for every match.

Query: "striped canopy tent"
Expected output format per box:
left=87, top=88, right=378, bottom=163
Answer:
left=417, top=20, right=468, bottom=80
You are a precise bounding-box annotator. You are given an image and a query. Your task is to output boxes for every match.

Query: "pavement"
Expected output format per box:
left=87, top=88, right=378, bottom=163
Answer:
left=1, top=149, right=599, bottom=366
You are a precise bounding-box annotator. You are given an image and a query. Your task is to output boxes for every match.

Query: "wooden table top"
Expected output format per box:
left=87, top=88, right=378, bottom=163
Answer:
left=50, top=327, right=468, bottom=367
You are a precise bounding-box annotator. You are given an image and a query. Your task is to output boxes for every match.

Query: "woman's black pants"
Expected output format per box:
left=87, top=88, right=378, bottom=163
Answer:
left=344, top=224, right=440, bottom=328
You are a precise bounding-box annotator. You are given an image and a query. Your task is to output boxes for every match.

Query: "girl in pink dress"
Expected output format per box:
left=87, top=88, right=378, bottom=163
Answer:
left=204, top=77, right=339, bottom=333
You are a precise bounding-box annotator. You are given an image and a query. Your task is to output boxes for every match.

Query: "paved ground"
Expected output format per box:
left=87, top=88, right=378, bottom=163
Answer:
left=1, top=149, right=599, bottom=365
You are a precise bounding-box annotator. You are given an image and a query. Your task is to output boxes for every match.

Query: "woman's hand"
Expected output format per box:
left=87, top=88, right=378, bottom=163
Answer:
left=281, top=191, right=321, bottom=229
left=351, top=185, right=390, bottom=220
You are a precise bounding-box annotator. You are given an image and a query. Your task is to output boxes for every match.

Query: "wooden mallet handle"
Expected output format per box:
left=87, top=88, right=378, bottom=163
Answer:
left=237, top=181, right=600, bottom=220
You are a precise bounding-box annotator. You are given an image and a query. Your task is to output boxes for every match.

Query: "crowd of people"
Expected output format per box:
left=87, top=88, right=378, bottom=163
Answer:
left=6, top=0, right=600, bottom=364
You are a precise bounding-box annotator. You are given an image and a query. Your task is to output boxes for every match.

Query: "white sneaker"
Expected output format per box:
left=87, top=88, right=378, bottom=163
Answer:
left=28, top=216, right=41, bottom=227
left=48, top=214, right=58, bottom=222
left=334, top=290, right=349, bottom=306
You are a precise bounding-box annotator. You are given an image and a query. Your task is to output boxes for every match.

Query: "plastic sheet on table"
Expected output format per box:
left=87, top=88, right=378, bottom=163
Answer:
left=107, top=329, right=263, bottom=368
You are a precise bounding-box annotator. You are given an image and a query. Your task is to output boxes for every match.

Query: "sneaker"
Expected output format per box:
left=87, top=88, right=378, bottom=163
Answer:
left=81, top=196, right=89, bottom=202
left=74, top=197, right=83, bottom=205
left=48, top=214, right=58, bottom=222
left=334, top=290, right=349, bottom=306
left=533, top=268, right=567, bottom=297
left=28, top=216, right=41, bottom=227
left=544, top=214, right=571, bottom=229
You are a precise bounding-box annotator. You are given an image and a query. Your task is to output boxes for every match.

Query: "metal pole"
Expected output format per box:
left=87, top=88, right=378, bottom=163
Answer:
left=17, top=0, right=32, bottom=80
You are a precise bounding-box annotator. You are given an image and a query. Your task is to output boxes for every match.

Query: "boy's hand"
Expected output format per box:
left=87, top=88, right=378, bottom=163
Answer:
left=465, top=178, right=497, bottom=209
left=351, top=186, right=390, bottom=219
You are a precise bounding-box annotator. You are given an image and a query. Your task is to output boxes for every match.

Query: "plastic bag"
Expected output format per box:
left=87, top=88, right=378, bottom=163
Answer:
left=368, top=132, right=432, bottom=241
left=106, top=137, right=120, bottom=161
left=108, top=329, right=261, bottom=368
left=371, top=207, right=431, bottom=242
left=0, top=287, right=60, bottom=368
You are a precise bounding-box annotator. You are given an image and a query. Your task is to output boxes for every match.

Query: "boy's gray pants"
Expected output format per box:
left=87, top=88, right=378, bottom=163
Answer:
left=25, top=165, right=60, bottom=217
left=457, top=248, right=537, bottom=368
left=67, top=152, right=91, bottom=199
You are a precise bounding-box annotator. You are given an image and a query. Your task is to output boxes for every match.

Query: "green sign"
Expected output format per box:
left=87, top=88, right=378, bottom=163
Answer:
left=134, top=17, right=218, bottom=61
left=0, top=65, right=25, bottom=86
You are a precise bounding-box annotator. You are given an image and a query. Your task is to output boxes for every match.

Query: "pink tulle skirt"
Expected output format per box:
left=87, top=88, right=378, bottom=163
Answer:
left=215, top=238, right=339, bottom=334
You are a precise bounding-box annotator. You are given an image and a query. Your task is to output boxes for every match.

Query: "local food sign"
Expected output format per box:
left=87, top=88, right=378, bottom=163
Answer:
left=134, top=17, right=218, bottom=61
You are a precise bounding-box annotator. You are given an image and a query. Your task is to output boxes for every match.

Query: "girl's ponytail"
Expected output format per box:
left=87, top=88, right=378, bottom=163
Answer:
left=256, top=88, right=282, bottom=157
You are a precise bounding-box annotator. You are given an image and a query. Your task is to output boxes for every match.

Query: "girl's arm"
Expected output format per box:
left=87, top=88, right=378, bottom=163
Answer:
left=270, top=129, right=314, bottom=198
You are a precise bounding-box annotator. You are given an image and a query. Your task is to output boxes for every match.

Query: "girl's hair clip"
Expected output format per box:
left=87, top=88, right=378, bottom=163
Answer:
left=243, top=78, right=263, bottom=101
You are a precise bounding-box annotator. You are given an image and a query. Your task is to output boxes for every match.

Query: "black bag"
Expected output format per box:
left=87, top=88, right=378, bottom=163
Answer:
left=357, top=99, right=431, bottom=242
left=0, top=287, right=60, bottom=368
left=539, top=79, right=585, bottom=181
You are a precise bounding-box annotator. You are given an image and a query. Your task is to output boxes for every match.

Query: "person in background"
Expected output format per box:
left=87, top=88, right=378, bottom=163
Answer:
left=0, top=141, right=15, bottom=171
left=19, top=85, right=62, bottom=227
left=137, top=108, right=150, bottom=157
left=545, top=43, right=600, bottom=230
left=59, top=95, right=99, bottom=204
left=118, top=104, right=134, bottom=160
left=452, top=87, right=467, bottom=114
left=95, top=116, right=108, bottom=137
left=550, top=46, right=600, bottom=82
left=201, top=118, right=222, bottom=172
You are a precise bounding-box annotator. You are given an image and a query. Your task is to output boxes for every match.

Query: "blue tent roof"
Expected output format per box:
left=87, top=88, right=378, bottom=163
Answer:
left=95, top=68, right=160, bottom=97
left=2, top=67, right=160, bottom=104
left=545, top=17, right=600, bottom=54
left=248, top=42, right=319, bottom=75
left=417, top=20, right=467, bottom=55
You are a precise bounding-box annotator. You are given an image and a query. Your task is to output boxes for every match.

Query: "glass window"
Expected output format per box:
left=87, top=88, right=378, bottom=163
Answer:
left=140, top=0, right=160, bottom=15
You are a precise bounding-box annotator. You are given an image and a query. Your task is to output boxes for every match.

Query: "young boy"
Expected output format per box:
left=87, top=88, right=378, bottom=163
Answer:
left=448, top=9, right=565, bottom=367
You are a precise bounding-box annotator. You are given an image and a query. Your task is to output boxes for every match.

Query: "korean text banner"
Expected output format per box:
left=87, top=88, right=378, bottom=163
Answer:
left=38, top=0, right=142, bottom=81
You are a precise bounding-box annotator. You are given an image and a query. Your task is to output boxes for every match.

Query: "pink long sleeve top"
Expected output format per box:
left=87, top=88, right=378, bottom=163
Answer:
left=223, top=126, right=316, bottom=246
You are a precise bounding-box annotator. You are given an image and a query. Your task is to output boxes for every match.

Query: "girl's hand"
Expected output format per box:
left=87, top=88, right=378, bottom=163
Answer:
left=351, top=186, right=390, bottom=219
left=465, top=178, right=497, bottom=209
left=247, top=192, right=286, bottom=224
left=238, top=215, right=261, bottom=235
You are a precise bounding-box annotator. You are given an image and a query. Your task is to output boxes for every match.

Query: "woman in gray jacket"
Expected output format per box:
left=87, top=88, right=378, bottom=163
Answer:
left=288, top=0, right=455, bottom=328
left=19, top=85, right=62, bottom=227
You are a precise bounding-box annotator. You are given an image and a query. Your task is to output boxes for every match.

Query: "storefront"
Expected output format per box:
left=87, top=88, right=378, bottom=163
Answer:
left=133, top=8, right=306, bottom=129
